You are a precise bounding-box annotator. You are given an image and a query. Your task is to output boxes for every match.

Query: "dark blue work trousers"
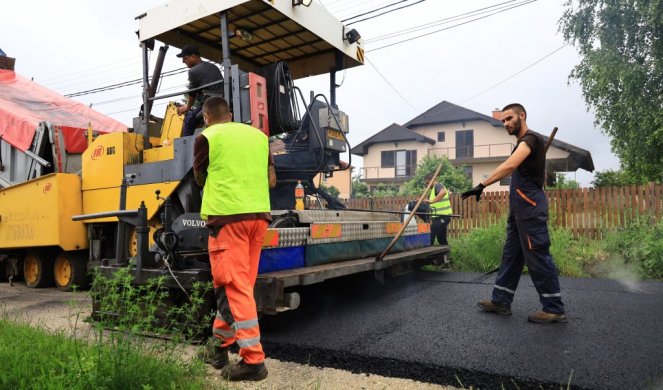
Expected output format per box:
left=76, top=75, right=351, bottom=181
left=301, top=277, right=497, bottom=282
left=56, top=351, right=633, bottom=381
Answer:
left=491, top=173, right=565, bottom=314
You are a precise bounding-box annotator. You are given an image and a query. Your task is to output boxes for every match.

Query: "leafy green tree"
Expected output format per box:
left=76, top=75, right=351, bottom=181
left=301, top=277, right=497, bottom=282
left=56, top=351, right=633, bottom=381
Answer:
left=400, top=155, right=472, bottom=196
left=319, top=183, right=340, bottom=198
left=591, top=169, right=645, bottom=187
left=548, top=173, right=581, bottom=189
left=559, top=0, right=663, bottom=182
left=372, top=183, right=400, bottom=198
left=351, top=175, right=370, bottom=198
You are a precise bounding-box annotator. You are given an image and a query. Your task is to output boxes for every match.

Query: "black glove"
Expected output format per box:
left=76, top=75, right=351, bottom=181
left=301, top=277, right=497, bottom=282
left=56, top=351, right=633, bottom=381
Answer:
left=461, top=183, right=486, bottom=202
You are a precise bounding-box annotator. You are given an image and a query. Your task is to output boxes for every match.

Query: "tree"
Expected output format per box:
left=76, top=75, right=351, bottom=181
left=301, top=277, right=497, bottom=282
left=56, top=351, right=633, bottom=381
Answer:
left=351, top=175, right=370, bottom=198
left=559, top=0, right=663, bottom=182
left=548, top=173, right=581, bottom=189
left=319, top=183, right=340, bottom=198
left=400, top=155, right=472, bottom=196
left=372, top=183, right=400, bottom=198
left=591, top=169, right=645, bottom=187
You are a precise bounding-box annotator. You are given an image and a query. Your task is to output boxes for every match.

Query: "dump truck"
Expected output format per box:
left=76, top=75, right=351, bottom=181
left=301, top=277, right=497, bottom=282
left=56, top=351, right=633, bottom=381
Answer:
left=1, top=0, right=449, bottom=315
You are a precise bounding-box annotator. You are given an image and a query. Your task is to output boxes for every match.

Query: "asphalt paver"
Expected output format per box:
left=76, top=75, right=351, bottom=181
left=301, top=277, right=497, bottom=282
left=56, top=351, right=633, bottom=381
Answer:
left=260, top=271, right=663, bottom=390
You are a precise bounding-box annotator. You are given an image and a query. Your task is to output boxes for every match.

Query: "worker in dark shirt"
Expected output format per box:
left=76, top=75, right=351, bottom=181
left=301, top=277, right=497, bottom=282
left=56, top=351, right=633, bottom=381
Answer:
left=176, top=44, right=223, bottom=136
left=193, top=97, right=274, bottom=381
left=461, top=103, right=566, bottom=324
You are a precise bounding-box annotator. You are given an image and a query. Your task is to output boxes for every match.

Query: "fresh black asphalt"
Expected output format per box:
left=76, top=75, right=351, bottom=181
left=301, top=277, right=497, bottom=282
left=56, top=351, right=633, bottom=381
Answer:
left=260, top=271, right=663, bottom=390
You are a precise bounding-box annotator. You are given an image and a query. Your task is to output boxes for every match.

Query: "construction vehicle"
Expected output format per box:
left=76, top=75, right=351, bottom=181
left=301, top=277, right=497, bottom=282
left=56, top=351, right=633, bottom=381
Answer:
left=0, top=63, right=127, bottom=289
left=1, top=0, right=449, bottom=315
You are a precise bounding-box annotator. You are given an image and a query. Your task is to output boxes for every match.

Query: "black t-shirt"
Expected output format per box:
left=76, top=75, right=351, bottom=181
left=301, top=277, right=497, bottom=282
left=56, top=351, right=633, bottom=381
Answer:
left=188, top=62, right=223, bottom=104
left=514, top=131, right=545, bottom=188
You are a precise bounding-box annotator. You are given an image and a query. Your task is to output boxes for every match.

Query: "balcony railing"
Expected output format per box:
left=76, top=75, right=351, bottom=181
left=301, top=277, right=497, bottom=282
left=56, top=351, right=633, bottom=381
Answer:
left=358, top=166, right=415, bottom=181
left=427, top=143, right=515, bottom=160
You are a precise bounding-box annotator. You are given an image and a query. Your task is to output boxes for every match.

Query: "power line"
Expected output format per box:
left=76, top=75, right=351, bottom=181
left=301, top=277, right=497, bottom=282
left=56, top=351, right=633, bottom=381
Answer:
left=346, top=0, right=426, bottom=26
left=365, top=0, right=518, bottom=43
left=366, top=57, right=418, bottom=112
left=65, top=67, right=187, bottom=98
left=461, top=44, right=569, bottom=104
left=342, top=0, right=418, bottom=22
left=366, top=0, right=537, bottom=52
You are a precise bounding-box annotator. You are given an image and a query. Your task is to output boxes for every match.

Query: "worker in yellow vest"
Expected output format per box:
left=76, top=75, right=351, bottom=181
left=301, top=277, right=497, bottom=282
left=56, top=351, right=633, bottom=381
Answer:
left=193, top=96, right=274, bottom=381
left=423, top=173, right=453, bottom=246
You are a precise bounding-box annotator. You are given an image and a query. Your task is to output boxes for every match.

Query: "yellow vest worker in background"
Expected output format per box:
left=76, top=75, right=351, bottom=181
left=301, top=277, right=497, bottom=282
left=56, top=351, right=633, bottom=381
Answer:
left=423, top=173, right=453, bottom=246
left=193, top=96, right=274, bottom=381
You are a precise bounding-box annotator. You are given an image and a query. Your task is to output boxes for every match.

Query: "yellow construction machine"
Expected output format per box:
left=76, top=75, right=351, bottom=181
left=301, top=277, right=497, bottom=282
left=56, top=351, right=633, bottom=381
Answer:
left=1, top=1, right=448, bottom=316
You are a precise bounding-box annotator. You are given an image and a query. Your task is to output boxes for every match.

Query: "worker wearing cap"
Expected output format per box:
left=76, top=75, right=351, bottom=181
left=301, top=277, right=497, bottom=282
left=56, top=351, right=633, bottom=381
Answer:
left=461, top=103, right=566, bottom=324
left=423, top=174, right=453, bottom=247
left=176, top=44, right=223, bottom=136
left=193, top=96, right=274, bottom=381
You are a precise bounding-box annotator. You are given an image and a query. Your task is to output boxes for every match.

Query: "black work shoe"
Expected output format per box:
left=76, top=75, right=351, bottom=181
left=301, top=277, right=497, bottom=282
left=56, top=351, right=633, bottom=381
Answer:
left=197, top=345, right=229, bottom=370
left=225, top=360, right=268, bottom=381
left=528, top=310, right=568, bottom=324
left=477, top=300, right=512, bottom=315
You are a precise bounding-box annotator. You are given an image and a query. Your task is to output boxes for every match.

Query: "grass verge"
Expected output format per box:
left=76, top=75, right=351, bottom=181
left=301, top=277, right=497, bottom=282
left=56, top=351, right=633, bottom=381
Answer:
left=446, top=213, right=663, bottom=280
left=0, top=316, right=209, bottom=390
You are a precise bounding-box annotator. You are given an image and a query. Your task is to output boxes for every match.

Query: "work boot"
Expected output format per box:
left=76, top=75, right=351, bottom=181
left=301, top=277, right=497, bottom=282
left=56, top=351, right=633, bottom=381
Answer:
left=477, top=300, right=512, bottom=315
left=197, top=344, right=229, bottom=370
left=528, top=310, right=567, bottom=324
left=224, top=360, right=268, bottom=381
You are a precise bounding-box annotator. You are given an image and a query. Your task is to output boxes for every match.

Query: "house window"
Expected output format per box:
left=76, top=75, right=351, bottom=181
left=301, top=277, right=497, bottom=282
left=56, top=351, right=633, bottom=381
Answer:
left=395, top=150, right=417, bottom=177
left=456, top=129, right=474, bottom=159
left=437, top=131, right=445, bottom=142
left=381, top=151, right=394, bottom=168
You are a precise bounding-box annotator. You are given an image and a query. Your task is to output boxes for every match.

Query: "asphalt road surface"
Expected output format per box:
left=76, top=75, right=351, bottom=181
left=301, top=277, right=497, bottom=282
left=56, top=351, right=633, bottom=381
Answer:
left=1, top=271, right=661, bottom=389
left=260, top=271, right=663, bottom=390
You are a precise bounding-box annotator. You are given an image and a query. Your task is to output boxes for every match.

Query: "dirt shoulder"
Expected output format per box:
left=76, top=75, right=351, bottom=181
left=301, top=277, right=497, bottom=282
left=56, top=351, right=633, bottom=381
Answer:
left=0, top=284, right=456, bottom=390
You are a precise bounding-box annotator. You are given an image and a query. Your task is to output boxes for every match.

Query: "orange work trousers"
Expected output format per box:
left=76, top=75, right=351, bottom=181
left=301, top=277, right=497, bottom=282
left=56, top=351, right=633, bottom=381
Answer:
left=208, top=219, right=267, bottom=365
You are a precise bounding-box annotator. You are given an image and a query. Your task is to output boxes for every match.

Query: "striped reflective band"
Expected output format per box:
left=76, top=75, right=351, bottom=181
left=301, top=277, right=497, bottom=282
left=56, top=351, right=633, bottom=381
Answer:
left=310, top=224, right=342, bottom=239
left=262, top=229, right=279, bottom=247
left=213, top=327, right=235, bottom=338
left=494, top=284, right=516, bottom=295
left=232, top=318, right=259, bottom=331
left=237, top=336, right=261, bottom=348
left=386, top=223, right=402, bottom=234
left=541, top=292, right=562, bottom=298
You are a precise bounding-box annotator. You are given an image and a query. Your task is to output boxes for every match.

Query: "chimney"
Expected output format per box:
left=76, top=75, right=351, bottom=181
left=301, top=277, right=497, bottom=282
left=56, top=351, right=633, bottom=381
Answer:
left=0, top=56, right=16, bottom=71
left=491, top=108, right=501, bottom=120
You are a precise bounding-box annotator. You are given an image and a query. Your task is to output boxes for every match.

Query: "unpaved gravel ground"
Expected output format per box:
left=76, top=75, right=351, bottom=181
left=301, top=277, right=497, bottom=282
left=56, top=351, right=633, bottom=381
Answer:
left=0, top=284, right=458, bottom=390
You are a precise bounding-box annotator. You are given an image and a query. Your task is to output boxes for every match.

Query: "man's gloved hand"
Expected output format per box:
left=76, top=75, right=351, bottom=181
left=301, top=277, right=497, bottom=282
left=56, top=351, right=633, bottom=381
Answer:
left=461, top=183, right=486, bottom=202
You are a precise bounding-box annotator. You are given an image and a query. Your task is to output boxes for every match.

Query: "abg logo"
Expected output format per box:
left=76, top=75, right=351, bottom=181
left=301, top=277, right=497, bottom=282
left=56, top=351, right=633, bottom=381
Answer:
left=91, top=146, right=104, bottom=160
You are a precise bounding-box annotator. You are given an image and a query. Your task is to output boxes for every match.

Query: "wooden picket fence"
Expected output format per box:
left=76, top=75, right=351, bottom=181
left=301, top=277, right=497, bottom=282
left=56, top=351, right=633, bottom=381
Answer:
left=334, top=183, right=663, bottom=239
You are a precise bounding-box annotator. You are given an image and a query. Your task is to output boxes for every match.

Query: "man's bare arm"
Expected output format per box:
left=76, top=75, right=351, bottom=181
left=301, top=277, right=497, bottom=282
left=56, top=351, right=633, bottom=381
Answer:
left=481, top=142, right=531, bottom=186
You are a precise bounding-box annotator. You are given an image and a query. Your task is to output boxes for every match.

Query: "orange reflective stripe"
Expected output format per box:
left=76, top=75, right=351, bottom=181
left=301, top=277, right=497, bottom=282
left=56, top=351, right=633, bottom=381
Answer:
left=418, top=223, right=431, bottom=233
left=527, top=235, right=533, bottom=250
left=310, top=223, right=342, bottom=238
left=516, top=189, right=537, bottom=206
left=262, top=229, right=279, bottom=247
left=386, top=223, right=402, bottom=234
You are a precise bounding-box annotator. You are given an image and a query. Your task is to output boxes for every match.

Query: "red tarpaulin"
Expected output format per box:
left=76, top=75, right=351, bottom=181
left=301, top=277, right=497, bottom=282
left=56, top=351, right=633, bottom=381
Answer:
left=0, top=69, right=127, bottom=152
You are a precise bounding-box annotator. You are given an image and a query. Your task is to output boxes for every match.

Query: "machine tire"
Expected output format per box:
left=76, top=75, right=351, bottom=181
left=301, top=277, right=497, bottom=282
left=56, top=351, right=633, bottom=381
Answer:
left=23, top=250, right=55, bottom=288
left=54, top=251, right=90, bottom=291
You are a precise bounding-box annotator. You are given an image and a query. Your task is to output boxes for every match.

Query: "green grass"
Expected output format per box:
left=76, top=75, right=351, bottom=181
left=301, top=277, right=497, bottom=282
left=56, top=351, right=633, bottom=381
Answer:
left=0, top=317, right=208, bottom=390
left=445, top=213, right=663, bottom=280
left=0, top=267, right=222, bottom=390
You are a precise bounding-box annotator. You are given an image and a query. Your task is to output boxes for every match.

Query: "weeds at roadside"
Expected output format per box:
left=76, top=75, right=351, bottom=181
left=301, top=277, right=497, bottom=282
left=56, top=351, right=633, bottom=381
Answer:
left=0, top=268, right=217, bottom=389
left=439, top=212, right=663, bottom=280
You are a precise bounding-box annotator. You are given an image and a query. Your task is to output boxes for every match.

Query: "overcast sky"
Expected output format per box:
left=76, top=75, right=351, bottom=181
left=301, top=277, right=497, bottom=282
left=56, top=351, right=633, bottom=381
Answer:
left=1, top=0, right=620, bottom=186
